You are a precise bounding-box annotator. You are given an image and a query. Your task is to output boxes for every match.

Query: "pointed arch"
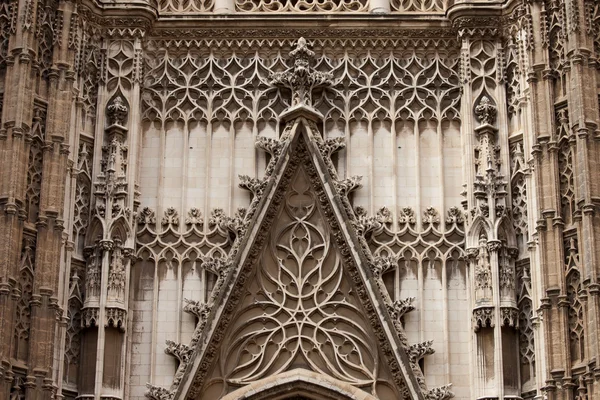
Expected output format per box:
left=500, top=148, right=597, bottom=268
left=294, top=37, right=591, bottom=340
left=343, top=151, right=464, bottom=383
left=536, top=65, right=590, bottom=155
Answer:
left=221, top=369, right=379, bottom=400
left=466, top=215, right=491, bottom=248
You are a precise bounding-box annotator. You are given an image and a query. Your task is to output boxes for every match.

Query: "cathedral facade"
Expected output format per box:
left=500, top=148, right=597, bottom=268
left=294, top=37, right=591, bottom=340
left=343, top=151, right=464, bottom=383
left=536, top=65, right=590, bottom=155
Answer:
left=0, top=0, right=599, bottom=399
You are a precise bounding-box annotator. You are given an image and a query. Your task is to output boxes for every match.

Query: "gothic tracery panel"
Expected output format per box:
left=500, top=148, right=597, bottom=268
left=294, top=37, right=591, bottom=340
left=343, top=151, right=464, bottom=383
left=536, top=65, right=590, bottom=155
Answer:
left=26, top=103, right=47, bottom=225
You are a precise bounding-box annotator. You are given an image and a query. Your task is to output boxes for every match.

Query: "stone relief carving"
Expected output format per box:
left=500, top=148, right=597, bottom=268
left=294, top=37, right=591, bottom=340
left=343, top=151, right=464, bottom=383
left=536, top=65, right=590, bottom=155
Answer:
left=138, top=37, right=462, bottom=400
left=25, top=103, right=46, bottom=224
left=236, top=0, right=368, bottom=13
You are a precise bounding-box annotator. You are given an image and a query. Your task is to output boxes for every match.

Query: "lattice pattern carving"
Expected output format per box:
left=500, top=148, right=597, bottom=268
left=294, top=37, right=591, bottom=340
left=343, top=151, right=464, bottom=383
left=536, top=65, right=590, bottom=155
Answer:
left=556, top=108, right=576, bottom=226
left=548, top=0, right=567, bottom=71
left=505, top=41, right=521, bottom=117
left=369, top=207, right=465, bottom=302
left=14, top=238, right=35, bottom=362
left=510, top=142, right=528, bottom=255
left=73, top=142, right=93, bottom=255
left=136, top=208, right=234, bottom=278
left=142, top=40, right=460, bottom=131
left=516, top=262, right=535, bottom=386
left=565, top=237, right=585, bottom=363
left=154, top=0, right=214, bottom=13
left=26, top=104, right=46, bottom=224
left=470, top=41, right=498, bottom=99
left=235, top=0, right=368, bottom=12
left=390, top=0, right=445, bottom=12
left=64, top=271, right=83, bottom=386
left=0, top=1, right=15, bottom=69
left=35, top=0, right=57, bottom=83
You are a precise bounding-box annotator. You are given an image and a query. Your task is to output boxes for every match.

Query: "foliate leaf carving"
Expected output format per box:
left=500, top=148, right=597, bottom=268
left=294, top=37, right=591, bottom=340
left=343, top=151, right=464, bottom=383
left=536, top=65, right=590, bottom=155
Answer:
left=353, top=206, right=385, bottom=236
left=107, top=95, right=128, bottom=126
left=334, top=175, right=362, bottom=196
left=165, top=340, right=192, bottom=364
left=138, top=207, right=156, bottom=225
left=238, top=175, right=268, bottom=198
left=161, top=207, right=179, bottom=227
left=255, top=136, right=283, bottom=157
left=387, top=297, right=416, bottom=321
left=317, top=136, right=345, bottom=159
left=408, top=340, right=435, bottom=363
left=145, top=384, right=174, bottom=400
left=371, top=255, right=399, bottom=278
left=422, top=206, right=440, bottom=227
left=185, top=208, right=203, bottom=226
left=199, top=256, right=231, bottom=278
left=424, top=384, right=454, bottom=400
left=445, top=206, right=464, bottom=225
left=183, top=298, right=211, bottom=321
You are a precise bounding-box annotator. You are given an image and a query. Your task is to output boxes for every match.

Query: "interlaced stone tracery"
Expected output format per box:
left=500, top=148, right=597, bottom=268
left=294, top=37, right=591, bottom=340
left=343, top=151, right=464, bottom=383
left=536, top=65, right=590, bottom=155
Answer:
left=1, top=0, right=599, bottom=398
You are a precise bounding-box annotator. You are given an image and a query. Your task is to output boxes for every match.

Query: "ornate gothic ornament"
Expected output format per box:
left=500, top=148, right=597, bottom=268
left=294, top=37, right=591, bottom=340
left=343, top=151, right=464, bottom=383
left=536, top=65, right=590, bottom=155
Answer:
left=270, top=37, right=334, bottom=122
left=142, top=46, right=458, bottom=397
left=168, top=118, right=435, bottom=399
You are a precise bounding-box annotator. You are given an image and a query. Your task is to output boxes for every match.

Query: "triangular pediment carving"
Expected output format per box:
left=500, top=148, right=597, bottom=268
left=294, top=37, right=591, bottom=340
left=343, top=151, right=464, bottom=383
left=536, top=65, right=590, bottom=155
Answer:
left=146, top=38, right=453, bottom=400
left=166, top=119, right=424, bottom=400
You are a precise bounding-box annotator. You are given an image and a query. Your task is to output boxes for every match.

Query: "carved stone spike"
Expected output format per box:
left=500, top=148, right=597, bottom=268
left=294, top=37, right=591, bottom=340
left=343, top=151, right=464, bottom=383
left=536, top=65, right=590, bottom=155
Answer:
left=408, top=340, right=435, bottom=363
left=398, top=206, right=417, bottom=226
left=145, top=384, right=173, bottom=400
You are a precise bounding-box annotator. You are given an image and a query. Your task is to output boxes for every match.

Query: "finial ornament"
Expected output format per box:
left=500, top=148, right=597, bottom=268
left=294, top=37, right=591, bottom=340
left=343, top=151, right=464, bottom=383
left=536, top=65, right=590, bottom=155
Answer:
left=474, top=96, right=497, bottom=125
left=270, top=37, right=333, bottom=121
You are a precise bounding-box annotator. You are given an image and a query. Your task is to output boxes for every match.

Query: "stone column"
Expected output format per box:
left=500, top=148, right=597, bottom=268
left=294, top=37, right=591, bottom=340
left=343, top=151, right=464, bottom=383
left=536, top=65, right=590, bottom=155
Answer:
left=369, top=0, right=391, bottom=14
left=213, top=0, right=236, bottom=13
left=0, top=0, right=42, bottom=397
left=448, top=5, right=521, bottom=396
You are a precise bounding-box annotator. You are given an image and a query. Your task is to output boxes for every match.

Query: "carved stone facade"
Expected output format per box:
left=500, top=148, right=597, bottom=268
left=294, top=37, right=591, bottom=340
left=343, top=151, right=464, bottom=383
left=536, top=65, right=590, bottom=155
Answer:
left=0, top=1, right=599, bottom=400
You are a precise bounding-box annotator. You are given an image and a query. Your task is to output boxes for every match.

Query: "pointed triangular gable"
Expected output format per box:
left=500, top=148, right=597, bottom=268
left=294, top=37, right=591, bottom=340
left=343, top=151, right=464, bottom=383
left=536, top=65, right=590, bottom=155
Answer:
left=173, top=119, right=425, bottom=400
